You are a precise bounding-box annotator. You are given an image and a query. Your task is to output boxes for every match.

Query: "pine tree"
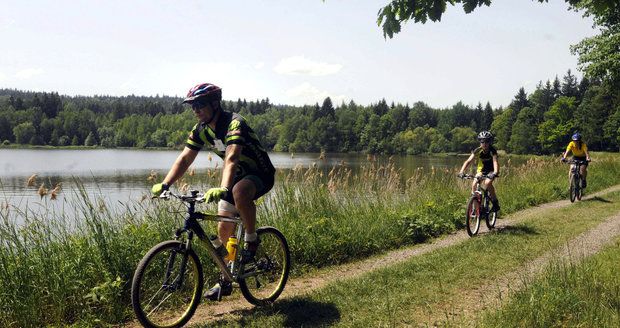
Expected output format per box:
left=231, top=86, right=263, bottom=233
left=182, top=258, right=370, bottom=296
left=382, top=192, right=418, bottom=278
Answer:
left=561, top=69, right=579, bottom=98
left=481, top=102, right=494, bottom=131
left=510, top=87, right=529, bottom=114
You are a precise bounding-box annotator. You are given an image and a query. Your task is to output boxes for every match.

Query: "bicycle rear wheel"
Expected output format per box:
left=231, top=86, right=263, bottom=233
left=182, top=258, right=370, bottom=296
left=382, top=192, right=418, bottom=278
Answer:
left=485, top=197, right=497, bottom=230
left=239, top=226, right=291, bottom=306
left=466, top=196, right=481, bottom=236
left=132, top=240, right=204, bottom=328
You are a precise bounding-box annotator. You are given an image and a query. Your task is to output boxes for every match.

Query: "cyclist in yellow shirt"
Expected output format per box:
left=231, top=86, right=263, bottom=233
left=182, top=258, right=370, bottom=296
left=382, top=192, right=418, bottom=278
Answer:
left=561, top=132, right=591, bottom=188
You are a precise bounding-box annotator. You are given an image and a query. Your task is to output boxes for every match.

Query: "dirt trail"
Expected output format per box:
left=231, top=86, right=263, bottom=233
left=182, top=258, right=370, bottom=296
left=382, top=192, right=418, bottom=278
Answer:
left=436, top=204, right=620, bottom=327
left=125, top=184, right=620, bottom=327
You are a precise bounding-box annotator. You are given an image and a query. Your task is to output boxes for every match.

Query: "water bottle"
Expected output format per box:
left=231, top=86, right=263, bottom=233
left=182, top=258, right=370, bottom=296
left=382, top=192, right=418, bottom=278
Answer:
left=209, top=235, right=228, bottom=258
left=225, top=237, right=238, bottom=261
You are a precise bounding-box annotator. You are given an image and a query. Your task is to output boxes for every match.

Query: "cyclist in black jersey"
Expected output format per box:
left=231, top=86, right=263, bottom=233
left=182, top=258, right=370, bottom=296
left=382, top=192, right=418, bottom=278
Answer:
left=151, top=83, right=275, bottom=300
left=458, top=131, right=501, bottom=212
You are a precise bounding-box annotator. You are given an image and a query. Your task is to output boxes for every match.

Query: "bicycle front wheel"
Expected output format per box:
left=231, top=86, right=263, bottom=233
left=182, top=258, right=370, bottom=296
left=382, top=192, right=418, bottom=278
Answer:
left=577, top=177, right=583, bottom=200
left=239, top=226, right=291, bottom=306
left=466, top=196, right=481, bottom=236
left=569, top=175, right=578, bottom=203
left=131, top=240, right=204, bottom=328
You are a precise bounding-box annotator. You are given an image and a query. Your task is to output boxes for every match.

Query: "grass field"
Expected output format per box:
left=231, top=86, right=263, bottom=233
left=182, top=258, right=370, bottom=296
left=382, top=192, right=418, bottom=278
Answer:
left=0, top=153, right=619, bottom=326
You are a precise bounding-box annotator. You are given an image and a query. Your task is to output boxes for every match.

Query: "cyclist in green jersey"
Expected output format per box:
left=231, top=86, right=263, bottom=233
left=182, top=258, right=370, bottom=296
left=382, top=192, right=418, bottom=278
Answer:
left=151, top=82, right=276, bottom=300
left=458, top=131, right=501, bottom=212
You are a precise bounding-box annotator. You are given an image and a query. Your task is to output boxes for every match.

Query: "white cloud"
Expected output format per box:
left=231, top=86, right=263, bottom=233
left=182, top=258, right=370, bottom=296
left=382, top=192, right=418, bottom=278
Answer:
left=15, top=68, right=44, bottom=80
left=0, top=17, right=15, bottom=30
left=274, top=56, right=342, bottom=76
left=285, top=82, right=348, bottom=105
left=0, top=72, right=5, bottom=82
left=254, top=62, right=265, bottom=70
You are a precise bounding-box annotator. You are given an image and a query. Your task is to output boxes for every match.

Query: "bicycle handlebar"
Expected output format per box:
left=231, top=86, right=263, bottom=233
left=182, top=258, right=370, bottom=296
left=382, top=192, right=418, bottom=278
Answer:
left=562, top=159, right=590, bottom=165
left=459, top=173, right=498, bottom=180
left=158, top=190, right=207, bottom=203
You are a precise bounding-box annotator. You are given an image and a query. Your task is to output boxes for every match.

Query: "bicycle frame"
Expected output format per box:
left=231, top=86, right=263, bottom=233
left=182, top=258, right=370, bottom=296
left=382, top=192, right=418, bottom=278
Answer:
left=568, top=160, right=586, bottom=180
left=165, top=190, right=245, bottom=283
left=472, top=178, right=490, bottom=214
left=463, top=174, right=491, bottom=207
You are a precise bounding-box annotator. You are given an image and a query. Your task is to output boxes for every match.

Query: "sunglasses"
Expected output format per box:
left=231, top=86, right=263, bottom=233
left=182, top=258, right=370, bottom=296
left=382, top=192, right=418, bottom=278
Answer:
left=191, top=100, right=208, bottom=112
left=479, top=140, right=490, bottom=144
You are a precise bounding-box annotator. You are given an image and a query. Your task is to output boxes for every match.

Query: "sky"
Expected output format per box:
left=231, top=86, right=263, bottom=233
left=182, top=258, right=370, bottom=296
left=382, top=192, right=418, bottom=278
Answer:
left=0, top=1, right=598, bottom=109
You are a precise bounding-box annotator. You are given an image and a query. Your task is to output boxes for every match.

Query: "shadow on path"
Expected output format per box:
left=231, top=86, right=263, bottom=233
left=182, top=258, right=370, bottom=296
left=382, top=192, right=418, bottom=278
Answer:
left=201, top=298, right=340, bottom=327
left=493, top=224, right=539, bottom=236
left=583, top=196, right=612, bottom=203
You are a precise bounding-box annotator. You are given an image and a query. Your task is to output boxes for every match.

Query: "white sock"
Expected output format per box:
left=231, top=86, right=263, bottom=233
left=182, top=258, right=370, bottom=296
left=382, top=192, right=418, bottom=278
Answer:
left=245, top=232, right=257, bottom=242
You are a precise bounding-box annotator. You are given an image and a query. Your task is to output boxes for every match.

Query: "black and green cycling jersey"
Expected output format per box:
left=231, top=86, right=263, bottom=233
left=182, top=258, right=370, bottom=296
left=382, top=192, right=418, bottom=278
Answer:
left=472, top=146, right=498, bottom=174
left=186, top=111, right=275, bottom=179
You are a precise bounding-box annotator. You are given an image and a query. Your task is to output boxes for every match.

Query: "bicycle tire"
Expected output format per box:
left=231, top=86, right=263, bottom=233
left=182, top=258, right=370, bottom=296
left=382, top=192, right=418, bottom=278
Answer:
left=132, top=240, right=204, bottom=328
left=466, top=196, right=481, bottom=236
left=239, top=226, right=291, bottom=306
left=569, top=174, right=577, bottom=203
left=577, top=177, right=583, bottom=201
left=485, top=196, right=497, bottom=229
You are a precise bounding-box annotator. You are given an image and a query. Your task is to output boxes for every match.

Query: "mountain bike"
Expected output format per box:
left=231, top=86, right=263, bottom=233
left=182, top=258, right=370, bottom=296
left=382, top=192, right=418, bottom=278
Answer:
left=563, top=159, right=589, bottom=202
left=459, top=174, right=498, bottom=236
left=131, top=190, right=291, bottom=328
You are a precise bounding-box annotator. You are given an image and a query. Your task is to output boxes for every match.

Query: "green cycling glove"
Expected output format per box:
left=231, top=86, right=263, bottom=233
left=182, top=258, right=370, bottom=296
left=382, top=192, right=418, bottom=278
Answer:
left=151, top=183, right=169, bottom=197
left=205, top=187, right=229, bottom=203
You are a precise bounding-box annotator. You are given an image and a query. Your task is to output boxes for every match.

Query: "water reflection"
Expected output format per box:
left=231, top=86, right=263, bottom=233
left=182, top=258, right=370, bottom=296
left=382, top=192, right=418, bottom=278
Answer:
left=0, top=148, right=519, bottom=224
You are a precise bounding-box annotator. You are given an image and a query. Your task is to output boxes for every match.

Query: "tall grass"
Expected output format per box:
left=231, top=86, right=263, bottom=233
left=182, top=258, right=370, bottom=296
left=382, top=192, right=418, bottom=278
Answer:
left=0, top=153, right=619, bottom=326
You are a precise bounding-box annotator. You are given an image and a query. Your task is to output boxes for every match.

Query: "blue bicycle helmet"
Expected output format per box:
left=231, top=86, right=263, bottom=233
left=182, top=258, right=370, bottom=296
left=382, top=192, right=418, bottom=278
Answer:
left=572, top=132, right=582, bottom=141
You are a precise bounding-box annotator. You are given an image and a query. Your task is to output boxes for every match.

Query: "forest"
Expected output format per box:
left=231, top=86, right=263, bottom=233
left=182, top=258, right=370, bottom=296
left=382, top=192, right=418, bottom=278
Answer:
left=1, top=69, right=618, bottom=155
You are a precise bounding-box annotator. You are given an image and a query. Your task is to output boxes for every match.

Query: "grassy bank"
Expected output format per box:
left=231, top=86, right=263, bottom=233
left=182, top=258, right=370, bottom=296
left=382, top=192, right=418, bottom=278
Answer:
left=480, top=237, right=620, bottom=327
left=202, top=190, right=620, bottom=327
left=0, top=153, right=619, bottom=326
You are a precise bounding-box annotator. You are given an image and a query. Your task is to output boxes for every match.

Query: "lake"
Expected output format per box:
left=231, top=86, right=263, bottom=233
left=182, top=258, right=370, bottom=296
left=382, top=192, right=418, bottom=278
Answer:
left=0, top=148, right=472, bottom=222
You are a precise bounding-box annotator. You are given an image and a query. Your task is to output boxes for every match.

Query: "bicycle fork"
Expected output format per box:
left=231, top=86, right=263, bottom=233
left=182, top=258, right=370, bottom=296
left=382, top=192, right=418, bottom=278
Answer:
left=162, top=230, right=194, bottom=291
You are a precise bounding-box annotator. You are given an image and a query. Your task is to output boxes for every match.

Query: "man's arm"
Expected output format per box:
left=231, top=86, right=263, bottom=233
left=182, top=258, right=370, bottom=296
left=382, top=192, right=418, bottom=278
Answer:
left=163, top=147, right=198, bottom=186
left=221, top=144, right=242, bottom=189
left=493, top=154, right=499, bottom=175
